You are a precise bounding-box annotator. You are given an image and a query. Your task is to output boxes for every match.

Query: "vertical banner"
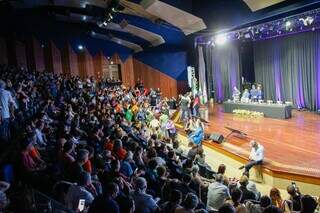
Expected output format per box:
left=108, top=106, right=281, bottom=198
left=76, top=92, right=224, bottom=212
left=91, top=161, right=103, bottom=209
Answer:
left=198, top=46, right=208, bottom=104
left=187, top=66, right=193, bottom=88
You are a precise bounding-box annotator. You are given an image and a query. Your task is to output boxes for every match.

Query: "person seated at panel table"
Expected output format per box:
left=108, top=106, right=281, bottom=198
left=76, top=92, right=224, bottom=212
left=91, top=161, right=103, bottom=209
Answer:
left=232, top=86, right=241, bottom=102
left=241, top=89, right=250, bottom=103
left=257, top=85, right=263, bottom=101
left=250, top=85, right=258, bottom=102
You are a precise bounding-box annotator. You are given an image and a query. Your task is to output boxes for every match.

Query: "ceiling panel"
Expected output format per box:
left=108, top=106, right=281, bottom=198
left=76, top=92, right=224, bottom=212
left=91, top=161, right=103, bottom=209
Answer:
left=119, top=0, right=158, bottom=22
left=102, top=20, right=165, bottom=46
left=243, top=0, right=287, bottom=12
left=92, top=32, right=143, bottom=52
left=140, top=0, right=206, bottom=35
left=53, top=0, right=109, bottom=8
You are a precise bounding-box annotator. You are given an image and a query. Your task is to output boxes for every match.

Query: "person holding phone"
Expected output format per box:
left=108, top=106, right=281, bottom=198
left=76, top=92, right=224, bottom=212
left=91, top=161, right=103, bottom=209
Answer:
left=88, top=182, right=120, bottom=213
left=65, top=172, right=94, bottom=212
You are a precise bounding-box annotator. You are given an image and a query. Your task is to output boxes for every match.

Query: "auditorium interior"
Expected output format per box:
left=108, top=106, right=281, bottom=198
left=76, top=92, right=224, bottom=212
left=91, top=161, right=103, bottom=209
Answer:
left=0, top=0, right=320, bottom=212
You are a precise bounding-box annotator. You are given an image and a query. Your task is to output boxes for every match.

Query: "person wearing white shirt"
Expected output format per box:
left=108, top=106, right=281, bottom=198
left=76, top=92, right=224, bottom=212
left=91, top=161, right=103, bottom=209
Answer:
left=149, top=117, right=160, bottom=130
left=207, top=174, right=231, bottom=211
left=239, top=140, right=264, bottom=172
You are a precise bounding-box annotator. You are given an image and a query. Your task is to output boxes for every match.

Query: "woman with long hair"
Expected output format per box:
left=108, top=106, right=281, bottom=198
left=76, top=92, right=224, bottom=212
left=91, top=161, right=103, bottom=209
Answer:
left=270, top=188, right=283, bottom=208
left=270, top=187, right=292, bottom=213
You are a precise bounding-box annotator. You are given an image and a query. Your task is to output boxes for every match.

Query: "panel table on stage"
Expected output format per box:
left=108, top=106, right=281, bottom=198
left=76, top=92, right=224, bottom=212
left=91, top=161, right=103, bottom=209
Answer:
left=223, top=101, right=292, bottom=119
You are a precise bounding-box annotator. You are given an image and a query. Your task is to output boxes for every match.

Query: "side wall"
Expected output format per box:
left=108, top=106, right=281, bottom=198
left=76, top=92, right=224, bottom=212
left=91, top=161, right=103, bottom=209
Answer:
left=133, top=59, right=178, bottom=98
left=0, top=37, right=181, bottom=98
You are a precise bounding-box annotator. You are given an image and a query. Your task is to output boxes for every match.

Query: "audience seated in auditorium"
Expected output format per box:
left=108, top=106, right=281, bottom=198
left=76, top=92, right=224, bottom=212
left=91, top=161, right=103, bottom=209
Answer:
left=0, top=65, right=318, bottom=213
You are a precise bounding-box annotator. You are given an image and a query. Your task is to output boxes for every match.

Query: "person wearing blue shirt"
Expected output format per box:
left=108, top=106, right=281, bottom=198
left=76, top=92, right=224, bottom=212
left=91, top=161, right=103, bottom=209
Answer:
left=241, top=89, right=250, bottom=103
left=0, top=80, right=17, bottom=143
left=257, top=85, right=263, bottom=100
left=250, top=85, right=258, bottom=102
left=189, top=126, right=204, bottom=145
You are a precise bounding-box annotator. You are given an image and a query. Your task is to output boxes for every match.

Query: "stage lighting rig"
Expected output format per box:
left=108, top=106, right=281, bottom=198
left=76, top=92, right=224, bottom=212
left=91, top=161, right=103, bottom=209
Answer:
left=215, top=34, right=227, bottom=45
left=100, top=0, right=121, bottom=27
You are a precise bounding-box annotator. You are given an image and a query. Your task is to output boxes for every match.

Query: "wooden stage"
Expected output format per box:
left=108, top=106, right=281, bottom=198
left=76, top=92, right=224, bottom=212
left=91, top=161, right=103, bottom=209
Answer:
left=198, top=104, right=320, bottom=183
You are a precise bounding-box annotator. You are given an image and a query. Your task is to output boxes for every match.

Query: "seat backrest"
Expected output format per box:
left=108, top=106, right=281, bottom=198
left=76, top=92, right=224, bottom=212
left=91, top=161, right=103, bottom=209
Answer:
left=1, top=164, right=14, bottom=183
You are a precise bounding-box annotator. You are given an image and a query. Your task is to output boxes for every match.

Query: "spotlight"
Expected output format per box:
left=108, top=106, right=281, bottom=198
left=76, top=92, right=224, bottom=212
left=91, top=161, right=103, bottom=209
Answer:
left=306, top=16, right=314, bottom=25
left=102, top=21, right=108, bottom=26
left=300, top=16, right=314, bottom=26
left=78, top=45, right=84, bottom=50
left=235, top=32, right=241, bottom=39
left=244, top=32, right=251, bottom=39
left=285, top=21, right=291, bottom=28
left=215, top=34, right=227, bottom=45
left=82, top=16, right=87, bottom=21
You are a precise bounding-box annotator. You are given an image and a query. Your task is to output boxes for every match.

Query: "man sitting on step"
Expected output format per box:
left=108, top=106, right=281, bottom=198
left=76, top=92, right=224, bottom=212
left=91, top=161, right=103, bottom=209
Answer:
left=239, top=140, right=264, bottom=172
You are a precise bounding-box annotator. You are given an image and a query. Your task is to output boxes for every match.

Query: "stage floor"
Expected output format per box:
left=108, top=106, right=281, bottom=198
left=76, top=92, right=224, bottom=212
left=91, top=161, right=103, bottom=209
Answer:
left=200, top=104, right=320, bottom=180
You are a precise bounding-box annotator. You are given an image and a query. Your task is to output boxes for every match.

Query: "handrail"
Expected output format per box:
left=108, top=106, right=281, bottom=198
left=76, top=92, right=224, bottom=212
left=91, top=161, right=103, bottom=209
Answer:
left=31, top=189, right=75, bottom=213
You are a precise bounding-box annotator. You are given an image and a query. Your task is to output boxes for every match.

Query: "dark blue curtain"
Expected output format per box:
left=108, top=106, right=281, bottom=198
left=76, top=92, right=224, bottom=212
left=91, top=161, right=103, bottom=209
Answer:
left=254, top=31, right=320, bottom=111
left=201, top=43, right=241, bottom=102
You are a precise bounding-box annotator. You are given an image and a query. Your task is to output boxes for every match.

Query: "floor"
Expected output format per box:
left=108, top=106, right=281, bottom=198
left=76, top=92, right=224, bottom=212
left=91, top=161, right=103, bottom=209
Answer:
left=198, top=104, right=320, bottom=178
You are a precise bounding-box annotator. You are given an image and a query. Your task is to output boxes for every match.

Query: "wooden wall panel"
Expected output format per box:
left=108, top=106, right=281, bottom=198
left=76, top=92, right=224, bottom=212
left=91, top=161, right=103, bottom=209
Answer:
left=69, top=46, right=79, bottom=77
left=78, top=51, right=86, bottom=79
left=61, top=44, right=79, bottom=77
left=78, top=48, right=94, bottom=79
left=51, top=42, right=63, bottom=75
left=122, top=56, right=135, bottom=87
left=133, top=59, right=177, bottom=98
left=7, top=39, right=28, bottom=68
left=26, top=37, right=45, bottom=72
left=6, top=38, right=16, bottom=66
left=93, top=51, right=108, bottom=81
left=0, top=37, right=8, bottom=65
left=177, top=81, right=189, bottom=95
left=111, top=53, right=122, bottom=81
left=111, top=54, right=135, bottom=87
left=44, top=41, right=63, bottom=74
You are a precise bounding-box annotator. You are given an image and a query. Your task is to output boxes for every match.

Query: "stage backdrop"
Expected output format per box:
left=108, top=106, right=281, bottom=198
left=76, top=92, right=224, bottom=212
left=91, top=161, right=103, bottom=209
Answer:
left=254, top=31, right=320, bottom=111
left=199, top=43, right=241, bottom=102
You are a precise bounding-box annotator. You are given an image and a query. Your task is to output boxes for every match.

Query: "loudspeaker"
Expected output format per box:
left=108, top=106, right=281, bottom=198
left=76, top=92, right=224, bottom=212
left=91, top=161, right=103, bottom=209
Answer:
left=209, top=133, right=224, bottom=144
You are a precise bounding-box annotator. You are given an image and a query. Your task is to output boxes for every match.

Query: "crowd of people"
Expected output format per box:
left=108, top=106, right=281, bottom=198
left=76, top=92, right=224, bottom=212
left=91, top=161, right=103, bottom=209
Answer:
left=0, top=64, right=319, bottom=213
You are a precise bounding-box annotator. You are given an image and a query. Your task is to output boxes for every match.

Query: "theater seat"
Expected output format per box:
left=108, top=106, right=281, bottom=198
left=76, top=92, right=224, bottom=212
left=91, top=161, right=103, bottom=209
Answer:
left=1, top=164, right=14, bottom=183
left=197, top=163, right=207, bottom=177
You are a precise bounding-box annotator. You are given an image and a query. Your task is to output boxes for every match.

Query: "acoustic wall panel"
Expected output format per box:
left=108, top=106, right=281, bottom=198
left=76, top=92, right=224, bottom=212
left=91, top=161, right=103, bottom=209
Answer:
left=26, top=37, right=45, bottom=72
left=0, top=37, right=8, bottom=65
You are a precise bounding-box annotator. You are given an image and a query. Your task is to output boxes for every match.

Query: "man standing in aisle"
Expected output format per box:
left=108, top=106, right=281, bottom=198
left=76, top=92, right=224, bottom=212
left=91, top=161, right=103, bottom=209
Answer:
left=0, top=80, right=17, bottom=143
left=179, top=93, right=191, bottom=123
left=239, top=140, right=264, bottom=172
